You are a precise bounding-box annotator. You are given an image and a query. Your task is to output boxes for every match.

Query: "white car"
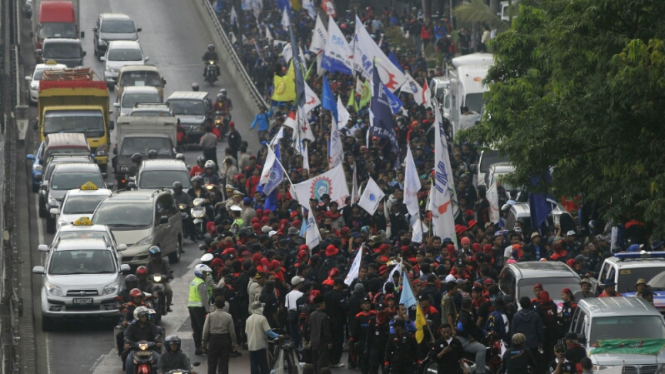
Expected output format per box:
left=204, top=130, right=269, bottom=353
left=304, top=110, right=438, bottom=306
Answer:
left=101, top=40, right=149, bottom=87
left=113, top=86, right=161, bottom=119
left=25, top=62, right=67, bottom=104
left=55, top=183, right=113, bottom=231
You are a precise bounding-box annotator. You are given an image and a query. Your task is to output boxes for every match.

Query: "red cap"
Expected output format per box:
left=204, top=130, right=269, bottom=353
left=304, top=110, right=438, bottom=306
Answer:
left=468, top=220, right=478, bottom=228
left=533, top=283, right=543, bottom=290
left=299, top=244, right=309, bottom=252
left=379, top=265, right=389, bottom=275
left=400, top=245, right=410, bottom=252
left=292, top=220, right=301, bottom=226
left=484, top=278, right=495, bottom=285
left=380, top=256, right=389, bottom=263
left=379, top=244, right=390, bottom=253
left=461, top=237, right=471, bottom=245
left=562, top=288, right=573, bottom=296
left=290, top=211, right=298, bottom=218
left=326, top=245, right=339, bottom=257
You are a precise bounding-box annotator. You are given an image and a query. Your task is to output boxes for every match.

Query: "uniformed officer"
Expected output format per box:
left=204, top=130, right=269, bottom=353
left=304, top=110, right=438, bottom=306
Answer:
left=352, top=297, right=375, bottom=374
left=189, top=264, right=213, bottom=355
left=384, top=318, right=417, bottom=374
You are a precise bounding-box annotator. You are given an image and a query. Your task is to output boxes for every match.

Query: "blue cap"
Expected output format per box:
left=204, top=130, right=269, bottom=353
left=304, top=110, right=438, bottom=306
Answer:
left=352, top=232, right=362, bottom=238
left=443, top=237, right=453, bottom=244
left=243, top=197, right=251, bottom=205
left=627, top=244, right=640, bottom=252
left=603, top=278, right=616, bottom=287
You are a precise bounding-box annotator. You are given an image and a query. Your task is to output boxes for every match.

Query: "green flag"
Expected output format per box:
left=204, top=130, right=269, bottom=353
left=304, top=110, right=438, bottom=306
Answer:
left=359, top=80, right=371, bottom=109
left=347, top=87, right=358, bottom=112
left=304, top=59, right=316, bottom=81
left=591, top=339, right=665, bottom=356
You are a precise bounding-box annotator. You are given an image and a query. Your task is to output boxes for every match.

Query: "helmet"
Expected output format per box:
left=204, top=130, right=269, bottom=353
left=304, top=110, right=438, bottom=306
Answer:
left=191, top=176, right=203, bottom=186
left=131, top=153, right=143, bottom=164
left=148, top=150, right=157, bottom=159
left=173, top=181, right=183, bottom=191
left=219, top=88, right=227, bottom=97
left=129, top=288, right=143, bottom=298
left=125, top=274, right=138, bottom=286
left=136, top=266, right=148, bottom=276
left=201, top=253, right=214, bottom=263
left=133, top=306, right=150, bottom=320
left=217, top=93, right=224, bottom=100
left=165, top=335, right=182, bottom=349
left=208, top=44, right=215, bottom=52
left=191, top=82, right=199, bottom=91
left=194, top=264, right=212, bottom=278
left=204, top=160, right=215, bottom=169
left=149, top=246, right=161, bottom=256
left=196, top=155, right=206, bottom=165
left=175, top=153, right=185, bottom=162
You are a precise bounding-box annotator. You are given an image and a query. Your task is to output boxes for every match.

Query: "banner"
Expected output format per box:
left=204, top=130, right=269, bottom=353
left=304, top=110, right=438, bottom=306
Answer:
left=357, top=177, right=385, bottom=215
left=370, top=63, right=400, bottom=161
left=284, top=111, right=296, bottom=129
left=590, top=339, right=665, bottom=356
left=293, top=164, right=350, bottom=208
left=322, top=16, right=353, bottom=75
left=431, top=103, right=458, bottom=241
left=259, top=144, right=283, bottom=196
left=353, top=16, right=405, bottom=92
left=403, top=146, right=421, bottom=216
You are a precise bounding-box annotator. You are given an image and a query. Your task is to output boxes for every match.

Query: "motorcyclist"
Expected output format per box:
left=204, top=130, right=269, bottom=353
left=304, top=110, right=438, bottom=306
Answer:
left=115, top=288, right=148, bottom=355
left=146, top=246, right=174, bottom=312
left=117, top=274, right=139, bottom=304
left=147, top=149, right=158, bottom=160
left=129, top=153, right=143, bottom=189
left=202, top=44, right=220, bottom=77
left=124, top=306, right=162, bottom=374
left=202, top=161, right=221, bottom=186
left=189, top=176, right=215, bottom=222
left=192, top=82, right=200, bottom=92
left=190, top=156, right=206, bottom=177
left=173, top=181, right=196, bottom=242
left=158, top=335, right=196, bottom=374
left=135, top=266, right=155, bottom=295
left=213, top=89, right=233, bottom=114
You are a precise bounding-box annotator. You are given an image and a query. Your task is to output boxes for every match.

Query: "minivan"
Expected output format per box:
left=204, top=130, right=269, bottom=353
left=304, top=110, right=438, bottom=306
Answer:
left=504, top=202, right=577, bottom=237
left=166, top=91, right=211, bottom=144
left=39, top=38, right=86, bottom=68
left=115, top=65, right=166, bottom=102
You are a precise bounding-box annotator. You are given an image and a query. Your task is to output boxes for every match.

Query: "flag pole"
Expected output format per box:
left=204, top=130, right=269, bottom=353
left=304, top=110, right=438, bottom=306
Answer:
left=401, top=265, right=436, bottom=344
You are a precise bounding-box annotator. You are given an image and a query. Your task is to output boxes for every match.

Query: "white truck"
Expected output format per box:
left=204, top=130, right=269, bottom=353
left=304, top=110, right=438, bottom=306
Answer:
left=112, top=116, right=178, bottom=189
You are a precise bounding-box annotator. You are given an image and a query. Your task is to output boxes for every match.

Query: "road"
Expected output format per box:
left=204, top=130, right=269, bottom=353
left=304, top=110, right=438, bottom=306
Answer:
left=20, top=0, right=260, bottom=372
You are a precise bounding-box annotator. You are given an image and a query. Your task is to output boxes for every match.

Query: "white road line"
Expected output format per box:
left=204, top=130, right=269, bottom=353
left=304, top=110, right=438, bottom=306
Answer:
left=34, top=196, right=52, bottom=374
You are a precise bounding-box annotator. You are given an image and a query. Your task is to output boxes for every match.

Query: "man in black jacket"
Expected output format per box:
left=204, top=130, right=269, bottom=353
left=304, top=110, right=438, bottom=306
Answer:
left=384, top=318, right=417, bottom=374
left=324, top=277, right=348, bottom=368
left=309, top=295, right=331, bottom=374
left=511, top=297, right=544, bottom=373
left=432, top=323, right=465, bottom=374
left=456, top=298, right=486, bottom=374
left=124, top=307, right=162, bottom=374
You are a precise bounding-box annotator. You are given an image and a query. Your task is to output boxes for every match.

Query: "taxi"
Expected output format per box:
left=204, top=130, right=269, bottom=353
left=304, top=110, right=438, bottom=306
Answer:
left=43, top=217, right=127, bottom=255
left=55, top=182, right=112, bottom=231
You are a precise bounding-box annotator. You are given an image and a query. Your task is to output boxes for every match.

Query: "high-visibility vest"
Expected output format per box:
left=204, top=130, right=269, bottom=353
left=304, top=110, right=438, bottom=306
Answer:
left=188, top=277, right=205, bottom=307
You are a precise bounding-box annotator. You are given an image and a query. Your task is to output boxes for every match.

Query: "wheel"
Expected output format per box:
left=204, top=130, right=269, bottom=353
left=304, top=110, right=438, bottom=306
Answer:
left=168, top=239, right=181, bottom=264
left=32, top=183, right=38, bottom=193
left=46, top=214, right=56, bottom=234
left=99, top=163, right=107, bottom=173
left=284, top=348, right=298, bottom=374
left=38, top=201, right=47, bottom=218
left=42, top=315, right=54, bottom=332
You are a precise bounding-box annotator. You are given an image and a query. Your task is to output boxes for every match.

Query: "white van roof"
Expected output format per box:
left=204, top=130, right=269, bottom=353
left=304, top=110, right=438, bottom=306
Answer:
left=451, top=53, right=494, bottom=68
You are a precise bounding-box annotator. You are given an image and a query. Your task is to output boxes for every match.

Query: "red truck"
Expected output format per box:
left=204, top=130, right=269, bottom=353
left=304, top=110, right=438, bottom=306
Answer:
left=33, top=0, right=82, bottom=62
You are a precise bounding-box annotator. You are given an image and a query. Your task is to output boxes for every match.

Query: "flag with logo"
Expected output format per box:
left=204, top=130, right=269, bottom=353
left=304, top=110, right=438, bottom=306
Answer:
left=305, top=209, right=321, bottom=249
left=293, top=164, right=349, bottom=208
left=353, top=16, right=405, bottom=92
left=431, top=102, right=458, bottom=241
left=302, top=0, right=316, bottom=19
left=357, top=177, right=385, bottom=215
left=403, top=146, right=421, bottom=216
left=259, top=144, right=283, bottom=196
left=344, top=244, right=363, bottom=286
left=384, top=85, right=403, bottom=115
left=370, top=61, right=400, bottom=163
left=322, top=75, right=338, bottom=122
left=359, top=79, right=371, bottom=109
left=271, top=62, right=296, bottom=102
left=400, top=72, right=425, bottom=106
left=309, top=15, right=327, bottom=75
left=322, top=16, right=353, bottom=75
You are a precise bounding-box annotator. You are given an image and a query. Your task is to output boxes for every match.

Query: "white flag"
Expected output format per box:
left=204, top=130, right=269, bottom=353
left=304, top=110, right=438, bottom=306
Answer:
left=281, top=7, right=290, bottom=30
left=302, top=0, right=316, bottom=19
left=269, top=126, right=284, bottom=147
left=293, top=164, right=349, bottom=208
left=384, top=262, right=401, bottom=292
left=322, top=16, right=354, bottom=75
left=431, top=103, right=458, bottom=241
left=357, top=177, right=385, bottom=215
left=329, top=112, right=344, bottom=169
left=351, top=164, right=358, bottom=203
left=309, top=15, right=328, bottom=76
left=403, top=146, right=422, bottom=216
left=487, top=181, right=500, bottom=224
left=304, top=81, right=321, bottom=113
left=410, top=215, right=423, bottom=243
left=305, top=209, right=321, bottom=249
left=344, top=244, right=363, bottom=286
left=250, top=0, right=261, bottom=19
left=298, top=107, right=315, bottom=142
left=400, top=71, right=425, bottom=106
left=266, top=25, right=273, bottom=41
left=230, top=6, right=238, bottom=26
left=302, top=142, right=310, bottom=171
left=422, top=80, right=432, bottom=109
left=337, top=95, right=350, bottom=128
left=284, top=111, right=297, bottom=129
left=353, top=16, right=406, bottom=92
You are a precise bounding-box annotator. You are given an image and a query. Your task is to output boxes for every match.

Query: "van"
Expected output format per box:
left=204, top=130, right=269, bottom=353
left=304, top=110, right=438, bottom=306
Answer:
left=39, top=38, right=86, bottom=68
left=115, top=65, right=166, bottom=102
left=43, top=133, right=91, bottom=164
left=166, top=91, right=212, bottom=144
left=504, top=202, right=577, bottom=237
left=34, top=0, right=83, bottom=62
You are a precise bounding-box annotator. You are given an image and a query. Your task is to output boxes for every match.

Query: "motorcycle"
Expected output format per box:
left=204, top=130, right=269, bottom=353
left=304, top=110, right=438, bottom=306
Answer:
left=149, top=272, right=173, bottom=318
left=214, top=111, right=226, bottom=141
left=166, top=362, right=200, bottom=374
left=179, top=203, right=192, bottom=238
left=204, top=60, right=218, bottom=86
left=191, top=198, right=207, bottom=240
left=129, top=340, right=159, bottom=374
left=419, top=335, right=502, bottom=374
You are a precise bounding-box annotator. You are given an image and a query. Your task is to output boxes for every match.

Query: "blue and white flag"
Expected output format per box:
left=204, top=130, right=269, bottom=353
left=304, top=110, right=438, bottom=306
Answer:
left=384, top=85, right=403, bottom=115
left=400, top=271, right=416, bottom=308
left=322, top=76, right=338, bottom=123
left=389, top=51, right=404, bottom=73
left=259, top=144, right=283, bottom=196
left=430, top=102, right=458, bottom=243
left=322, top=16, right=354, bottom=75
left=299, top=207, right=308, bottom=237
left=353, top=16, right=405, bottom=91
left=357, top=177, right=385, bottom=215
left=306, top=209, right=321, bottom=249
left=370, top=62, right=400, bottom=162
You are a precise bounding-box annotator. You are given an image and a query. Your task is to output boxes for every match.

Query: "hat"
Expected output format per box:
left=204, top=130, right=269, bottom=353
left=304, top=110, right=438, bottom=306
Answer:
left=353, top=283, right=365, bottom=293
left=484, top=278, right=495, bottom=285
left=230, top=205, right=242, bottom=212
left=445, top=274, right=456, bottom=282
left=636, top=278, right=647, bottom=286
left=225, top=184, right=235, bottom=191
left=233, top=190, right=244, bottom=197
left=579, top=278, right=592, bottom=285
left=250, top=301, right=265, bottom=311
left=290, top=211, right=299, bottom=218
left=485, top=222, right=494, bottom=229
left=291, top=276, right=304, bottom=286
left=531, top=232, right=541, bottom=239
left=603, top=278, right=616, bottom=287
left=268, top=230, right=278, bottom=237
left=562, top=288, right=573, bottom=296
left=243, top=197, right=251, bottom=204
left=461, top=237, right=471, bottom=245
left=533, top=283, right=543, bottom=290
left=325, top=245, right=339, bottom=257
left=261, top=225, right=271, bottom=233
left=574, top=255, right=585, bottom=263
left=288, top=227, right=299, bottom=235
left=379, top=265, right=389, bottom=275
left=443, top=237, right=454, bottom=244
left=468, top=220, right=478, bottom=228
left=417, top=294, right=429, bottom=302
left=566, top=230, right=577, bottom=236
left=361, top=296, right=371, bottom=304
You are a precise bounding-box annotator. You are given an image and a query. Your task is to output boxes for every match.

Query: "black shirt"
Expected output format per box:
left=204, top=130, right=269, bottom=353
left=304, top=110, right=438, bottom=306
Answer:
left=549, top=359, right=575, bottom=374
left=432, top=337, right=465, bottom=374
left=125, top=320, right=161, bottom=345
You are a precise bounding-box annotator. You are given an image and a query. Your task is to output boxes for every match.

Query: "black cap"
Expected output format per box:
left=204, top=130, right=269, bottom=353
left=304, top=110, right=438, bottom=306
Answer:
left=362, top=296, right=371, bottom=304
left=418, top=294, right=429, bottom=302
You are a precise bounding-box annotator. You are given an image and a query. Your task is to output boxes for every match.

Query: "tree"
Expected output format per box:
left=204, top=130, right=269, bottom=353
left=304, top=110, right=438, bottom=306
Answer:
left=453, top=0, right=509, bottom=33
left=462, top=0, right=665, bottom=235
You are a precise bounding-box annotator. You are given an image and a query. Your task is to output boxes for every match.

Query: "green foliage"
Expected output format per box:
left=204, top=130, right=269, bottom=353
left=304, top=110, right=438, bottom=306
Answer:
left=460, top=0, right=665, bottom=234
left=453, top=0, right=510, bottom=33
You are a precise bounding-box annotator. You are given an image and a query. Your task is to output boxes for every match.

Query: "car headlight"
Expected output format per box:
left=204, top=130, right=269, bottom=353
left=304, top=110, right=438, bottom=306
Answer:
left=33, top=164, right=42, bottom=172
left=133, top=234, right=154, bottom=247
left=593, top=366, right=612, bottom=372
left=102, top=281, right=119, bottom=296
left=31, top=82, right=38, bottom=90
left=96, top=144, right=108, bottom=156
left=45, top=282, right=63, bottom=297
left=47, top=196, right=60, bottom=208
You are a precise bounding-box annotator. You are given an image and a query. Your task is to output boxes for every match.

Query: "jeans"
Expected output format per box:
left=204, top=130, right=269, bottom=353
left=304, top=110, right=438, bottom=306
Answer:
left=125, top=350, right=160, bottom=374
left=249, top=348, right=270, bottom=374
left=288, top=319, right=300, bottom=350
left=458, top=336, right=486, bottom=374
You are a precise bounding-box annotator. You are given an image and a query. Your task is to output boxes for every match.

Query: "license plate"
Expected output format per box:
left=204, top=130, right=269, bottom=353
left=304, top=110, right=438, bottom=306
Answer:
left=135, top=350, right=152, bottom=357
left=73, top=298, right=93, bottom=305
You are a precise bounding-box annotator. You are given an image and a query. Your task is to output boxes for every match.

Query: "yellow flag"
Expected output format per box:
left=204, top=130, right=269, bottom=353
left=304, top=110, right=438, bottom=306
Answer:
left=415, top=303, right=427, bottom=343
left=347, top=87, right=358, bottom=112
left=359, top=80, right=371, bottom=109
left=272, top=61, right=296, bottom=102
left=291, top=0, right=301, bottom=10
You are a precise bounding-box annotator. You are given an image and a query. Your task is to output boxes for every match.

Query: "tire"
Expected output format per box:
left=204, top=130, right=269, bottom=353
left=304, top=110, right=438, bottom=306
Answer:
left=99, top=163, right=107, bottom=174
left=284, top=348, right=298, bottom=374
left=46, top=214, right=56, bottom=234
left=42, top=315, right=54, bottom=332
left=168, top=239, right=181, bottom=264
left=38, top=201, right=47, bottom=218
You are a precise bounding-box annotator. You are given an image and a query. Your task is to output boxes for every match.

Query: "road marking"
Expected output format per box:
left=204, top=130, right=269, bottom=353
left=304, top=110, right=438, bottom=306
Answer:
left=35, top=195, right=52, bottom=374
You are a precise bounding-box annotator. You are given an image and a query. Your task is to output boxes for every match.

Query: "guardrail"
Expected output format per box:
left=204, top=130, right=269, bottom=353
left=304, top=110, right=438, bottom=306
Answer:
left=192, top=0, right=268, bottom=111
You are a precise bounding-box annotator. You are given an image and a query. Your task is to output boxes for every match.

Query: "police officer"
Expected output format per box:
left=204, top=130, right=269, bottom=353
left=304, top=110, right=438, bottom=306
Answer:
left=384, top=318, right=417, bottom=374
left=189, top=264, right=213, bottom=355
left=351, top=296, right=375, bottom=374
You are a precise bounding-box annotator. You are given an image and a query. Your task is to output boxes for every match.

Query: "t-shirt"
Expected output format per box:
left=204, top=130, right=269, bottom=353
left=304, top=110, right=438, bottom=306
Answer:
left=549, top=359, right=575, bottom=374
left=285, top=289, right=303, bottom=311
left=441, top=294, right=457, bottom=324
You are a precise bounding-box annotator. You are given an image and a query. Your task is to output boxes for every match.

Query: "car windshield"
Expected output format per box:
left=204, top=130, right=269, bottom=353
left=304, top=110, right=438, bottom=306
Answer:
left=119, top=137, right=173, bottom=156
left=480, top=150, right=509, bottom=174
left=589, top=316, right=665, bottom=345
left=34, top=68, right=64, bottom=80
left=42, top=42, right=81, bottom=59
left=43, top=110, right=105, bottom=137
left=39, top=22, right=77, bottom=39
left=93, top=203, right=153, bottom=227
left=45, top=148, right=90, bottom=159
left=139, top=170, right=191, bottom=189
left=465, top=93, right=485, bottom=114
left=119, top=71, right=161, bottom=87
left=618, top=266, right=665, bottom=293
left=129, top=110, right=171, bottom=117
left=49, top=250, right=116, bottom=275
left=122, top=93, right=161, bottom=108
left=107, top=48, right=142, bottom=62
left=62, top=195, right=108, bottom=214
left=51, top=173, right=104, bottom=191
left=100, top=20, right=135, bottom=33
left=168, top=99, right=206, bottom=116
left=518, top=278, right=581, bottom=300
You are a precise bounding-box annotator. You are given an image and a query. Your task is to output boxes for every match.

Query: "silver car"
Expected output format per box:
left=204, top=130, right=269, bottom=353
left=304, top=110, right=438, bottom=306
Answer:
left=32, top=238, right=130, bottom=331
left=101, top=40, right=149, bottom=87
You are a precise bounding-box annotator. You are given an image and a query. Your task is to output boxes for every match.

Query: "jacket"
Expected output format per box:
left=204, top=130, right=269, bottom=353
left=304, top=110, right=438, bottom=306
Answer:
left=501, top=344, right=537, bottom=374
left=384, top=332, right=417, bottom=368
left=250, top=108, right=274, bottom=132
left=309, top=310, right=331, bottom=350
left=158, top=349, right=191, bottom=372
left=510, top=308, right=544, bottom=349
left=124, top=320, right=161, bottom=344
left=486, top=309, right=510, bottom=344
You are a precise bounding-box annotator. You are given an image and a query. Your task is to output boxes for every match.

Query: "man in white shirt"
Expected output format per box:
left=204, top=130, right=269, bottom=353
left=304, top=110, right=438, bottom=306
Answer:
left=285, top=276, right=304, bottom=349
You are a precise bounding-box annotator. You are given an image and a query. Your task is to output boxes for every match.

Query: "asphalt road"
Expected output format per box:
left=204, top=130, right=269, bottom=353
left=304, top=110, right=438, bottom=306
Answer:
left=20, top=0, right=261, bottom=372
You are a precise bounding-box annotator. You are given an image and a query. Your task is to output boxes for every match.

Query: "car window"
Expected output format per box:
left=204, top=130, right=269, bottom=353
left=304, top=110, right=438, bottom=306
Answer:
left=49, top=250, right=116, bottom=275
left=573, top=309, right=586, bottom=334
left=122, top=92, right=161, bottom=108
left=107, top=48, right=142, bottom=62
left=43, top=42, right=82, bottom=59
left=51, top=172, right=104, bottom=190
left=518, top=278, right=581, bottom=300
left=101, top=20, right=135, bottom=33
left=156, top=194, right=177, bottom=216
left=139, top=170, right=190, bottom=190
left=62, top=195, right=108, bottom=214
left=589, top=316, right=665, bottom=346
left=168, top=99, right=206, bottom=116
left=119, top=71, right=161, bottom=87
left=93, top=202, right=153, bottom=228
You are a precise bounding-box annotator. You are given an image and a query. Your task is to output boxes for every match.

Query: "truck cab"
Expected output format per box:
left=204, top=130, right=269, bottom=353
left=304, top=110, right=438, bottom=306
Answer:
left=447, top=53, right=494, bottom=138
left=34, top=0, right=82, bottom=62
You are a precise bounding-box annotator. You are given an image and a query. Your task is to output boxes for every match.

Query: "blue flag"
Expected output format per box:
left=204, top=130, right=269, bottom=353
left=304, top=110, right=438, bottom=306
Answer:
left=276, top=0, right=290, bottom=11
left=384, top=85, right=403, bottom=115
left=370, top=62, right=400, bottom=162
left=322, top=76, right=338, bottom=123
left=528, top=172, right=556, bottom=235
left=389, top=51, right=404, bottom=73
left=400, top=272, right=416, bottom=308
left=299, top=208, right=308, bottom=237
left=259, top=144, right=283, bottom=211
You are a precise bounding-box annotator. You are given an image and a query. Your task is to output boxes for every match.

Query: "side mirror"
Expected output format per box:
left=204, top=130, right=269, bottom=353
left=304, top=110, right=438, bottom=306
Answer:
left=37, top=244, right=49, bottom=252
left=162, top=78, right=166, bottom=85
left=117, top=244, right=128, bottom=252
left=100, top=56, right=106, bottom=62
left=159, top=215, right=168, bottom=225
left=144, top=56, right=150, bottom=62
left=92, top=27, right=98, bottom=32
left=33, top=119, right=38, bottom=130
left=32, top=266, right=45, bottom=274
left=35, top=174, right=42, bottom=182
left=25, top=76, right=31, bottom=82
left=137, top=28, right=142, bottom=32
left=26, top=154, right=35, bottom=160
left=106, top=183, right=114, bottom=190
left=109, top=121, right=115, bottom=131
left=193, top=362, right=201, bottom=367
left=49, top=208, right=59, bottom=215
left=82, top=51, right=87, bottom=57
left=113, top=102, right=120, bottom=108
left=120, top=264, right=131, bottom=274
left=469, top=164, right=477, bottom=173
left=80, top=31, right=85, bottom=38
left=102, top=172, right=107, bottom=179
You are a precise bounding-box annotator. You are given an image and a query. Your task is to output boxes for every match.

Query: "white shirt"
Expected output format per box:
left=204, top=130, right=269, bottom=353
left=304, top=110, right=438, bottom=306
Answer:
left=285, top=289, right=303, bottom=311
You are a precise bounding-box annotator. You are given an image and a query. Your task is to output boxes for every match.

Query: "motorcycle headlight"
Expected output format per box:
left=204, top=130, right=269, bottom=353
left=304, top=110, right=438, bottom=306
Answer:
left=139, top=343, right=148, bottom=351
left=133, top=234, right=154, bottom=247
left=102, top=281, right=119, bottom=296
left=46, top=282, right=63, bottom=297
left=179, top=204, right=186, bottom=210
left=153, top=275, right=162, bottom=283
left=120, top=165, right=129, bottom=172
left=48, top=196, right=60, bottom=208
